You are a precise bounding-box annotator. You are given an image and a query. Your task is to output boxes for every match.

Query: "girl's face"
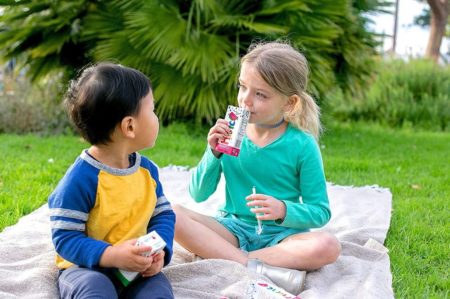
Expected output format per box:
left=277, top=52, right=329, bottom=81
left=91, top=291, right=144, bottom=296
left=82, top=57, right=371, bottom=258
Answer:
left=237, top=62, right=288, bottom=126
left=134, top=90, right=159, bottom=149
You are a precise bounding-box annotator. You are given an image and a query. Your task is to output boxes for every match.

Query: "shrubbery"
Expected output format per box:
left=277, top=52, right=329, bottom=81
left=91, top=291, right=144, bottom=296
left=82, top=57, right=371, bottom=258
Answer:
left=1, top=59, right=449, bottom=134
left=324, top=59, right=450, bottom=131
left=0, top=75, right=70, bottom=134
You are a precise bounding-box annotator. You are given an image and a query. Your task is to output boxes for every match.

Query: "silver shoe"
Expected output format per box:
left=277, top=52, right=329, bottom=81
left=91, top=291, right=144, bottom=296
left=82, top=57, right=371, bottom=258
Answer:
left=247, top=258, right=306, bottom=295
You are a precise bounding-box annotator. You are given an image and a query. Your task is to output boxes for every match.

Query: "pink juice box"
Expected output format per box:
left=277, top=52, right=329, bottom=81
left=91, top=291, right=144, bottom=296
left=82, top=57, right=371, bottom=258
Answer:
left=215, top=105, right=250, bottom=157
left=115, top=231, right=166, bottom=286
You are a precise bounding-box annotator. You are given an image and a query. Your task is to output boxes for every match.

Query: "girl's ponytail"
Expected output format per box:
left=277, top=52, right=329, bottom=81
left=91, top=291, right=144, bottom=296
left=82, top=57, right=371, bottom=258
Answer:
left=285, top=91, right=321, bottom=140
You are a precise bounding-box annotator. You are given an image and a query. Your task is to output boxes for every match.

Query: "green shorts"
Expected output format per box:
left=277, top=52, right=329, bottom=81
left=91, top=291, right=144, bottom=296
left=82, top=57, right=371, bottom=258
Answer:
left=215, top=213, right=309, bottom=252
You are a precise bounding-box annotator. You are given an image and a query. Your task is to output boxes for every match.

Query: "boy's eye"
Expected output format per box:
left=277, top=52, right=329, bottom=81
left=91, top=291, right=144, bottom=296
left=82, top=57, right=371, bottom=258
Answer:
left=236, top=82, right=241, bottom=89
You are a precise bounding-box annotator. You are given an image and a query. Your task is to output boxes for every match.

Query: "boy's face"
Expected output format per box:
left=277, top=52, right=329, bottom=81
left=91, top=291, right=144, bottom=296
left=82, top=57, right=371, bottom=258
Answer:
left=134, top=90, right=159, bottom=149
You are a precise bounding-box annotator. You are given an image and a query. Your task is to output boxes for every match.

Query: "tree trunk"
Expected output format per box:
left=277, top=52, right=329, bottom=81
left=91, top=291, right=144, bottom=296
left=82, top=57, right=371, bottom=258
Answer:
left=425, top=0, right=449, bottom=62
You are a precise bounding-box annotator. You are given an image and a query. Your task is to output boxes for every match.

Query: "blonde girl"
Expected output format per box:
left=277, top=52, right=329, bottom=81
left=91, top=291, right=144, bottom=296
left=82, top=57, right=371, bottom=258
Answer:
left=173, top=41, right=341, bottom=295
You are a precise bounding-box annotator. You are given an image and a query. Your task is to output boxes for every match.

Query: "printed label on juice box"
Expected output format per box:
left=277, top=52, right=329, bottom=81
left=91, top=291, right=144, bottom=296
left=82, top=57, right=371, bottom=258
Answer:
left=115, top=231, right=166, bottom=286
left=215, top=105, right=250, bottom=157
left=245, top=281, right=302, bottom=299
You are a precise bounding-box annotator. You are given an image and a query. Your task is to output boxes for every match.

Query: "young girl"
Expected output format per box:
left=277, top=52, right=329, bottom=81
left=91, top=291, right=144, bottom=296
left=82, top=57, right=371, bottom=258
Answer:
left=173, top=42, right=341, bottom=295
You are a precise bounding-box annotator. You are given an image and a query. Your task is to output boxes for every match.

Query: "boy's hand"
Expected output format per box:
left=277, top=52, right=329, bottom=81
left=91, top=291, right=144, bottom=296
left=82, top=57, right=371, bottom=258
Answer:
left=246, top=193, right=287, bottom=221
left=99, top=239, right=154, bottom=272
left=141, top=250, right=165, bottom=277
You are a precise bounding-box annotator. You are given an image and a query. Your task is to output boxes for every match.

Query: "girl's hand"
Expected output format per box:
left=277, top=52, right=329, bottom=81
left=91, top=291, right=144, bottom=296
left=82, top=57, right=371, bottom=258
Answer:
left=141, top=250, right=165, bottom=277
left=99, top=239, right=154, bottom=272
left=207, top=119, right=231, bottom=157
left=246, top=193, right=287, bottom=221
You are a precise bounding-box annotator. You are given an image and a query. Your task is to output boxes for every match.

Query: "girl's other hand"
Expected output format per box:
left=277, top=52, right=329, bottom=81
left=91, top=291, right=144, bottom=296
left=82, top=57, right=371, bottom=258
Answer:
left=141, top=250, right=165, bottom=277
left=207, top=118, right=231, bottom=157
left=246, top=193, right=286, bottom=221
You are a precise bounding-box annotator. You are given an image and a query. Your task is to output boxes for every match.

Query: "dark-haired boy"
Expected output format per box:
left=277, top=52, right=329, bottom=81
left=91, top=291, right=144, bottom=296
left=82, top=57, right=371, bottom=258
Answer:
left=48, top=63, right=175, bottom=298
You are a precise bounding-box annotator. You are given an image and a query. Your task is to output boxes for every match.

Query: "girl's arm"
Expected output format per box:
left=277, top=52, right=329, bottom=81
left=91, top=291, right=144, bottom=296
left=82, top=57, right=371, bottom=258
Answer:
left=278, top=138, right=331, bottom=229
left=189, top=147, right=223, bottom=202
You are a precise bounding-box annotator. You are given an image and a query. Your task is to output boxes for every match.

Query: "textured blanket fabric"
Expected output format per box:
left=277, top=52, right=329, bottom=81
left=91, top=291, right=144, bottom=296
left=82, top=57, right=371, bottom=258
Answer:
left=0, top=166, right=394, bottom=298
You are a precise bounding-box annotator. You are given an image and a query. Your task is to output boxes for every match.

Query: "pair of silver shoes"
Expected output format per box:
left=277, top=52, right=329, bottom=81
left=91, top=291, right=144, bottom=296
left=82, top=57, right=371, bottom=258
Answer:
left=247, top=258, right=306, bottom=295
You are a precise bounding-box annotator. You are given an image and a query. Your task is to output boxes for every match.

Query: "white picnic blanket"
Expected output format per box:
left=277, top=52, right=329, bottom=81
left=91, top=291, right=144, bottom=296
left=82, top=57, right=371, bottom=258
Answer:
left=0, top=166, right=394, bottom=298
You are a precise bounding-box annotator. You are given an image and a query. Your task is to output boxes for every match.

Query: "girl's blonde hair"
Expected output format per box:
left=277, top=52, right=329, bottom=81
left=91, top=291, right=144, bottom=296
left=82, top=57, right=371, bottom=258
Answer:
left=241, top=41, right=321, bottom=139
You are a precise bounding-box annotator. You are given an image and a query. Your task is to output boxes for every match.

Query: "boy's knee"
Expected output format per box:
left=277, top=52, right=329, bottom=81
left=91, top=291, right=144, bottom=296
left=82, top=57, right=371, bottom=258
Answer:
left=59, top=267, right=117, bottom=299
left=130, top=272, right=174, bottom=299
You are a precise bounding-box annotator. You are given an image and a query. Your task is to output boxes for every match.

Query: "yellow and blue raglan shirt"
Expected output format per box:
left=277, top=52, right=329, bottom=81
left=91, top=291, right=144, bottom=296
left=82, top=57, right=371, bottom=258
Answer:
left=48, top=151, right=175, bottom=269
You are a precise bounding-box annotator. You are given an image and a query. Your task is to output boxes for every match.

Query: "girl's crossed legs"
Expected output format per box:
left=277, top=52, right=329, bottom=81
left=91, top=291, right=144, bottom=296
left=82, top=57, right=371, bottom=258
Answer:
left=173, top=204, right=341, bottom=271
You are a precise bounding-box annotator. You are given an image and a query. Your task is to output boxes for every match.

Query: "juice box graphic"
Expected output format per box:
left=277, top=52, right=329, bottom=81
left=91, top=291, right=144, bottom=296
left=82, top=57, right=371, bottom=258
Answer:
left=215, top=105, right=250, bottom=157
left=246, top=281, right=302, bottom=299
left=115, top=231, right=166, bottom=286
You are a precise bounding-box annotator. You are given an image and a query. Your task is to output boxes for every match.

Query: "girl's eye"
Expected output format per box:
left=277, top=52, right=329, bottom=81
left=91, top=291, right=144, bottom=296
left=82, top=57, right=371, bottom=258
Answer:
left=256, top=91, right=267, bottom=99
left=236, top=82, right=241, bottom=89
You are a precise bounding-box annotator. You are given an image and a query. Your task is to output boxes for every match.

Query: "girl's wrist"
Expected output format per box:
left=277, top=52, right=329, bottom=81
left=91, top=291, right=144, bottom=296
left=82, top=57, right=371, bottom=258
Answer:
left=210, top=147, right=223, bottom=158
left=276, top=200, right=287, bottom=223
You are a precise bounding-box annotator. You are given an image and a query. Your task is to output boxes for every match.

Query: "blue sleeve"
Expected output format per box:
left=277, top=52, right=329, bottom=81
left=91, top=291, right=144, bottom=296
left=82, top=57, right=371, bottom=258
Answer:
left=189, top=147, right=222, bottom=202
left=48, top=159, right=110, bottom=268
left=144, top=159, right=176, bottom=266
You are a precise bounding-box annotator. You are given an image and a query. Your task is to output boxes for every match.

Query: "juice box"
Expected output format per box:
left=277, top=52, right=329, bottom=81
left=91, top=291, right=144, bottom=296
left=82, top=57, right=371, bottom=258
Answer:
left=215, top=105, right=250, bottom=157
left=246, top=281, right=302, bottom=299
left=115, top=231, right=166, bottom=286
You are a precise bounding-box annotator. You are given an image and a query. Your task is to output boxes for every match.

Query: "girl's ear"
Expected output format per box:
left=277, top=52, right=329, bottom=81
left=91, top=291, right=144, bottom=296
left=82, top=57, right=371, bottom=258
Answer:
left=120, top=116, right=136, bottom=138
left=284, top=94, right=300, bottom=112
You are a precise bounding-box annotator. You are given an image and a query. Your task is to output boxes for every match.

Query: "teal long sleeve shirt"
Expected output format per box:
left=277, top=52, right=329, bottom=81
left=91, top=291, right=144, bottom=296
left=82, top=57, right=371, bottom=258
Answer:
left=190, top=124, right=331, bottom=230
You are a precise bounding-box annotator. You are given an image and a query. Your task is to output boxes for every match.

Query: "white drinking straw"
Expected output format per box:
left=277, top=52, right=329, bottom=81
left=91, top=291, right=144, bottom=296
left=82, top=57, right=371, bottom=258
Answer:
left=253, top=186, right=263, bottom=235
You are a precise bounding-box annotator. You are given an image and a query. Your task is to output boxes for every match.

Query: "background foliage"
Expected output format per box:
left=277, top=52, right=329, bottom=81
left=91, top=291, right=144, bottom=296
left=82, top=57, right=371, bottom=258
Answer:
left=324, top=59, right=450, bottom=131
left=0, top=0, right=390, bottom=123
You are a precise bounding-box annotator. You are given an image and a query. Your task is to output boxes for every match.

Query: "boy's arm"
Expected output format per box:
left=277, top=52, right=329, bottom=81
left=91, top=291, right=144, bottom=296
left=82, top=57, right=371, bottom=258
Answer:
left=146, top=162, right=175, bottom=266
left=147, top=209, right=175, bottom=266
left=189, top=147, right=223, bottom=202
left=51, top=228, right=110, bottom=268
left=49, top=161, right=110, bottom=268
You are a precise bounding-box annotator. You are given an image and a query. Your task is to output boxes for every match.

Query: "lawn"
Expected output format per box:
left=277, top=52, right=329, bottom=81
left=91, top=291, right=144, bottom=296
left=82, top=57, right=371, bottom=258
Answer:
left=0, top=122, right=448, bottom=298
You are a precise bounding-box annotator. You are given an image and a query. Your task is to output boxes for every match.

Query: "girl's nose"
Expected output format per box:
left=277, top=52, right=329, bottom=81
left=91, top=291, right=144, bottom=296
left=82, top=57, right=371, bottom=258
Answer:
left=241, top=92, right=252, bottom=108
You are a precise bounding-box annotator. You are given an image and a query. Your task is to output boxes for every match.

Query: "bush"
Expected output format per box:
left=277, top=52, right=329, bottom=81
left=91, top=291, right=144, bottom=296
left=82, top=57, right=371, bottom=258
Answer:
left=0, top=74, right=70, bottom=134
left=324, top=59, right=450, bottom=131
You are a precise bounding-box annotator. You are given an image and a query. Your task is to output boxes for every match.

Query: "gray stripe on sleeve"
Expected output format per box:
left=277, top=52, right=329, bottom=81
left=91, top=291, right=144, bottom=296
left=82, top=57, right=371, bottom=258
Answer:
left=49, top=208, right=89, bottom=221
left=51, top=220, right=85, bottom=231
left=153, top=203, right=172, bottom=217
left=156, top=195, right=169, bottom=205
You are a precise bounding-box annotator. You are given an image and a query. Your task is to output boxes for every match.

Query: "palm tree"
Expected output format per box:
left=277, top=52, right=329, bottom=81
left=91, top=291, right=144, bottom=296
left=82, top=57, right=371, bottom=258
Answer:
left=0, top=0, right=391, bottom=123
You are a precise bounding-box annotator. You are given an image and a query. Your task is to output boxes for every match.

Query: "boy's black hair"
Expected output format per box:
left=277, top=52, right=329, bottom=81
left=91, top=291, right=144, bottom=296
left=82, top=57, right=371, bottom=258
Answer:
left=65, top=63, right=152, bottom=145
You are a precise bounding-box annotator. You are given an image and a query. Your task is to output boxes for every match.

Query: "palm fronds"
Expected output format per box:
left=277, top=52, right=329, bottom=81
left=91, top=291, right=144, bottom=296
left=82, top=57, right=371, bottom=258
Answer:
left=0, top=0, right=391, bottom=123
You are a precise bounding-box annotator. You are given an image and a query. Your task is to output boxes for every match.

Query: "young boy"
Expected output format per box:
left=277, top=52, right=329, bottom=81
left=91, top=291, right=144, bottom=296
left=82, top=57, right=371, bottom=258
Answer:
left=48, top=63, right=175, bottom=298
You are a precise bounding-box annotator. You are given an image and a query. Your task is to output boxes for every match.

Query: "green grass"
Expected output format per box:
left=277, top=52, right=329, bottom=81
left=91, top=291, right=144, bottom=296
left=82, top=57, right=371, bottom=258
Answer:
left=0, top=123, right=208, bottom=230
left=0, top=122, right=448, bottom=298
left=320, top=123, right=449, bottom=299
